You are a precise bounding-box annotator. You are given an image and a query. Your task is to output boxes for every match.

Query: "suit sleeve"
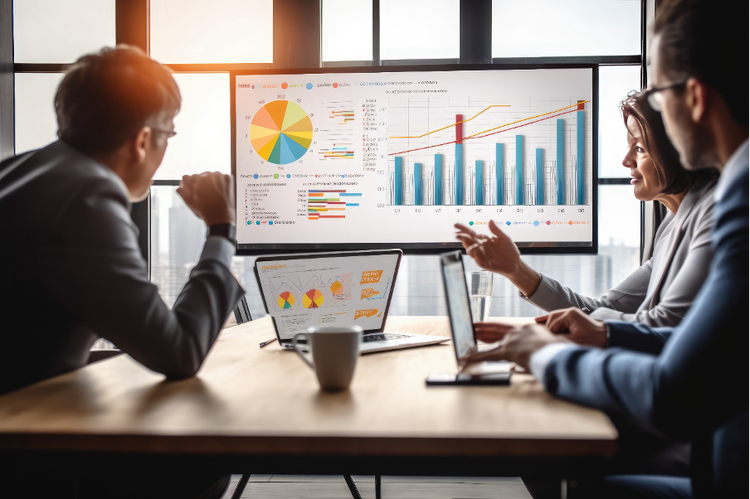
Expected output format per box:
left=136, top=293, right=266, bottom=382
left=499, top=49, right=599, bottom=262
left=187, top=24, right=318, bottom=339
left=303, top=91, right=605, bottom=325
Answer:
left=523, top=262, right=651, bottom=315
left=542, top=169, right=748, bottom=440
left=605, top=321, right=673, bottom=355
left=35, top=177, right=245, bottom=379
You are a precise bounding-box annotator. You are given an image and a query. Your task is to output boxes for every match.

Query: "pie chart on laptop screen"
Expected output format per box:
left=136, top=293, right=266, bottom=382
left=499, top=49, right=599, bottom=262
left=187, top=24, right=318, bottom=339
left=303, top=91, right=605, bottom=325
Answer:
left=249, top=100, right=313, bottom=165
left=302, top=289, right=324, bottom=309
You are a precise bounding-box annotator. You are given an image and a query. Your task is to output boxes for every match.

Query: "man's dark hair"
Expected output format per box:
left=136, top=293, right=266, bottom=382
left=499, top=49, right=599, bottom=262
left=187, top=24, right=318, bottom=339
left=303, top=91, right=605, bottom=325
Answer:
left=621, top=91, right=717, bottom=194
left=55, top=45, right=181, bottom=154
left=653, top=0, right=749, bottom=127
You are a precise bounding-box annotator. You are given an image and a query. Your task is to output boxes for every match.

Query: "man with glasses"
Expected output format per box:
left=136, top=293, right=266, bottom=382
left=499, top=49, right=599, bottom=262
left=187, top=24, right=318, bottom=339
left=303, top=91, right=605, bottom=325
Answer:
left=0, top=46, right=241, bottom=498
left=468, top=0, right=748, bottom=497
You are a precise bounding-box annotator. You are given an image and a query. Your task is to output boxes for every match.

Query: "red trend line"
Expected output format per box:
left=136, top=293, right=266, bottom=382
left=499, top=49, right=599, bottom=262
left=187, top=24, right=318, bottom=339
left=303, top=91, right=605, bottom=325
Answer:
left=389, top=107, right=580, bottom=156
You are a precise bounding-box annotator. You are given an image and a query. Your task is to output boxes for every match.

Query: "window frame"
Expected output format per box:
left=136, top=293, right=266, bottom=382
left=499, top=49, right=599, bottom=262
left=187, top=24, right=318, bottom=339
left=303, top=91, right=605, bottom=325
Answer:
left=5, top=0, right=649, bottom=270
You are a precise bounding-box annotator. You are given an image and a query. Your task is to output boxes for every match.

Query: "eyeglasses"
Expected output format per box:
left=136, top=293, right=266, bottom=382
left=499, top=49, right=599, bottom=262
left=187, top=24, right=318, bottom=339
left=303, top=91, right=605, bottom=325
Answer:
left=643, top=80, right=687, bottom=112
left=151, top=127, right=177, bottom=138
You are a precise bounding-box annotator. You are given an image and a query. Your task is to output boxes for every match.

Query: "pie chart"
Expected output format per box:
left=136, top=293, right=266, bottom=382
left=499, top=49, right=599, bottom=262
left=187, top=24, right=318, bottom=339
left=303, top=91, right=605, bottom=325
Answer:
left=277, top=291, right=295, bottom=309
left=249, top=100, right=313, bottom=165
left=302, top=289, right=324, bottom=309
left=330, top=281, right=344, bottom=296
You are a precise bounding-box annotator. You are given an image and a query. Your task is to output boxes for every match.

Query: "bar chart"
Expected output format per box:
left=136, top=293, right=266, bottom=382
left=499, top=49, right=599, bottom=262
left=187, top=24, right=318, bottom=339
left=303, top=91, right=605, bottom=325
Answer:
left=388, top=100, right=589, bottom=207
left=235, top=67, right=594, bottom=249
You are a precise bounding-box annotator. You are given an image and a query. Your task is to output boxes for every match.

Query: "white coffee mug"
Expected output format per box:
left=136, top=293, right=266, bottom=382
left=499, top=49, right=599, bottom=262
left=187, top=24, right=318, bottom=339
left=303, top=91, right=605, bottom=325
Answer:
left=293, top=326, right=363, bottom=392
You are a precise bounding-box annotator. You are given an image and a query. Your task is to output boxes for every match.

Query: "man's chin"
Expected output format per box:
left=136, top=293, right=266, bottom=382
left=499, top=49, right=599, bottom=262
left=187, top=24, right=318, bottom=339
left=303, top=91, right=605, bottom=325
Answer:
left=679, top=153, right=713, bottom=171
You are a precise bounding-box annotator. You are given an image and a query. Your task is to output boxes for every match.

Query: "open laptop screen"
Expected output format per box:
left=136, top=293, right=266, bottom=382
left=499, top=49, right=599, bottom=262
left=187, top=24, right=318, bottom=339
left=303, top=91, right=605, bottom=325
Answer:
left=440, top=251, right=477, bottom=363
left=255, top=250, right=401, bottom=340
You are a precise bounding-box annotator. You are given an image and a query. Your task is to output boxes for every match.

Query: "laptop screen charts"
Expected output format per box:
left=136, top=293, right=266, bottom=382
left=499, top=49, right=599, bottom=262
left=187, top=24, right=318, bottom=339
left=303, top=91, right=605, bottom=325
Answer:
left=255, top=251, right=401, bottom=340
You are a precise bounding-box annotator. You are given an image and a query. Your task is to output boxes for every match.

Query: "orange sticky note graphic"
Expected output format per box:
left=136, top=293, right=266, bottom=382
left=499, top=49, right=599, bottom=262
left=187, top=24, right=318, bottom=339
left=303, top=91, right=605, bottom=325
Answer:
left=360, top=288, right=380, bottom=300
left=354, top=309, right=379, bottom=320
left=360, top=270, right=384, bottom=285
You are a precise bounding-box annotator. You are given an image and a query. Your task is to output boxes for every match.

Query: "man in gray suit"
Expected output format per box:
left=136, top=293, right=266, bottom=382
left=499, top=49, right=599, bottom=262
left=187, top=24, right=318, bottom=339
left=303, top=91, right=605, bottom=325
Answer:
left=0, top=46, right=243, bottom=498
left=467, top=0, right=748, bottom=497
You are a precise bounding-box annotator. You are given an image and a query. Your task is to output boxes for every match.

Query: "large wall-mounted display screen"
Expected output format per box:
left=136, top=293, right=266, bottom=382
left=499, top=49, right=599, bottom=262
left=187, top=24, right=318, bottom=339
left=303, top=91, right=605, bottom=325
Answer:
left=233, top=66, right=597, bottom=253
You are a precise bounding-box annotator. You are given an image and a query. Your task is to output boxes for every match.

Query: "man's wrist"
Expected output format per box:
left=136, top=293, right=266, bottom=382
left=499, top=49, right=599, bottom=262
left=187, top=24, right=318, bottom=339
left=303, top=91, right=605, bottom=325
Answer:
left=207, top=223, right=236, bottom=245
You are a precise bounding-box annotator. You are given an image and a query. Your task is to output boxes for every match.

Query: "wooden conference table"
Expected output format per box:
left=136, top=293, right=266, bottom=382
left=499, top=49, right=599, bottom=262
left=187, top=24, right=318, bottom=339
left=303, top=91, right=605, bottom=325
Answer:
left=0, top=316, right=617, bottom=478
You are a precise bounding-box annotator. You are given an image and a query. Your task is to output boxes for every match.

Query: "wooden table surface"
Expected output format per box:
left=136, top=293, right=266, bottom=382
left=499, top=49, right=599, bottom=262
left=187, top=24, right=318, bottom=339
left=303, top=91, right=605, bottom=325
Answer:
left=0, top=316, right=617, bottom=467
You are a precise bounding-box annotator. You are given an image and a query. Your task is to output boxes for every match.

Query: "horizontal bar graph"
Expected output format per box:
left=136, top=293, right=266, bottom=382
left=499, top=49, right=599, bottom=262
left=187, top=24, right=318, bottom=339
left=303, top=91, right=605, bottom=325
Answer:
left=308, top=190, right=361, bottom=220
left=318, top=143, right=354, bottom=159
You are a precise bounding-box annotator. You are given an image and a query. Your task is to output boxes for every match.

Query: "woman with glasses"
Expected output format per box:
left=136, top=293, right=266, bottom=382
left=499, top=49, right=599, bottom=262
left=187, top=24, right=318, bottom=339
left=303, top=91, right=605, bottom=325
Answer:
left=455, top=90, right=718, bottom=327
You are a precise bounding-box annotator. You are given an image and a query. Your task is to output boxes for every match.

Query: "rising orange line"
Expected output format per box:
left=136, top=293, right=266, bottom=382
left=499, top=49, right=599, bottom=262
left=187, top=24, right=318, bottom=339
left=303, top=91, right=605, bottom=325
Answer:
left=389, top=101, right=589, bottom=141
left=389, top=104, right=511, bottom=139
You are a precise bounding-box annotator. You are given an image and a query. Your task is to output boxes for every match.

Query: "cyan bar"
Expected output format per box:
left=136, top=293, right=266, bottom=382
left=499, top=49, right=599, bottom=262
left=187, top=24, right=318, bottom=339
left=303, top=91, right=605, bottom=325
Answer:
left=577, top=111, right=585, bottom=205
left=340, top=192, right=362, bottom=196
left=455, top=143, right=464, bottom=205
left=434, top=154, right=443, bottom=206
left=414, top=163, right=423, bottom=206
left=557, top=119, right=565, bottom=205
left=496, top=144, right=504, bottom=205
left=475, top=160, right=483, bottom=205
left=515, top=135, right=523, bottom=205
left=345, top=203, right=359, bottom=206
left=395, top=157, right=403, bottom=206
left=535, top=148, right=544, bottom=205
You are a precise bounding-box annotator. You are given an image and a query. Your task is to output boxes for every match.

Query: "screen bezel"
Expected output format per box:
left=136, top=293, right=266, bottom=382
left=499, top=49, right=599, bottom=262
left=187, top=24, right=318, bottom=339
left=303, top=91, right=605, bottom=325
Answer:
left=253, top=249, right=403, bottom=342
left=231, top=63, right=599, bottom=255
left=439, top=250, right=477, bottom=365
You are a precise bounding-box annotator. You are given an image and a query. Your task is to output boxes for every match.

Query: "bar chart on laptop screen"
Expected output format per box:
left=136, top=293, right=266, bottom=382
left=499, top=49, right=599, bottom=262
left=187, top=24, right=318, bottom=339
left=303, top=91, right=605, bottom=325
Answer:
left=234, top=68, right=594, bottom=250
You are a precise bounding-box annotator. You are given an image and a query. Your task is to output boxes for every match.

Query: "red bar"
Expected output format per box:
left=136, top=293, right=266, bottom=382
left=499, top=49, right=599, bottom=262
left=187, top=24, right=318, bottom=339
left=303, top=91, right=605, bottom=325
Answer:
left=308, top=190, right=346, bottom=193
left=319, top=215, right=346, bottom=218
left=455, top=114, right=463, bottom=144
left=577, top=100, right=585, bottom=111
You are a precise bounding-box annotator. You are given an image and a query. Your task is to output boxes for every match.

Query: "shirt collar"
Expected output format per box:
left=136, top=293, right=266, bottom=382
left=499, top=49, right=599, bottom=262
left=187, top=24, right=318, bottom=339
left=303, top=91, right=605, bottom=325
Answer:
left=715, top=138, right=749, bottom=201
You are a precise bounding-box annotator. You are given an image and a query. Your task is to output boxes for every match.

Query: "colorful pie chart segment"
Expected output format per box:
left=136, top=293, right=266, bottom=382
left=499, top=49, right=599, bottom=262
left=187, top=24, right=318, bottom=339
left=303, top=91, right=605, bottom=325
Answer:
left=302, top=289, right=324, bottom=309
left=277, top=291, right=295, bottom=309
left=330, top=281, right=344, bottom=296
left=249, top=100, right=313, bottom=165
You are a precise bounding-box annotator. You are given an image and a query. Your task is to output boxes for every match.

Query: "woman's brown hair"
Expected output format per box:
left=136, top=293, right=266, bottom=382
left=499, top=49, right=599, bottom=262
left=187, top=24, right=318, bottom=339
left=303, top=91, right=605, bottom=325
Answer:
left=620, top=91, right=715, bottom=194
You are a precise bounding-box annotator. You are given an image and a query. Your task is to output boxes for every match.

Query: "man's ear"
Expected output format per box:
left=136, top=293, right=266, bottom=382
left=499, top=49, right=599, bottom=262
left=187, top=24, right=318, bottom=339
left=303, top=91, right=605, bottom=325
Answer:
left=132, top=126, right=151, bottom=164
left=685, top=77, right=708, bottom=124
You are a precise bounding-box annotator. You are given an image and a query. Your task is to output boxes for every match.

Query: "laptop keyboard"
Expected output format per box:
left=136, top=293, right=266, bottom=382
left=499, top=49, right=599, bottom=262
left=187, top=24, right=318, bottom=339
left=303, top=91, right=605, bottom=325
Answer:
left=363, top=333, right=412, bottom=343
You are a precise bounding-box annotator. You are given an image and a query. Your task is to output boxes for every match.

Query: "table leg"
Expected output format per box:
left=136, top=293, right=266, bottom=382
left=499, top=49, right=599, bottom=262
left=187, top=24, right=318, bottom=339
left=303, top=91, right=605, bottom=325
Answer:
left=231, top=473, right=251, bottom=499
left=343, top=474, right=362, bottom=499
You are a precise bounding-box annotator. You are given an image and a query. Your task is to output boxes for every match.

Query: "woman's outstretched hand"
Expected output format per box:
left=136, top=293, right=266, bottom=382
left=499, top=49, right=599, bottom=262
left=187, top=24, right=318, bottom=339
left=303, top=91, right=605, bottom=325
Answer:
left=454, top=220, right=522, bottom=278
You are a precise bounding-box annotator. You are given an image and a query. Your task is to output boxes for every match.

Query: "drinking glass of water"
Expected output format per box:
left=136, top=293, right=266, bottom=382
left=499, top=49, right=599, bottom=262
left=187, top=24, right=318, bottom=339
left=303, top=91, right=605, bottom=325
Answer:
left=466, top=270, right=493, bottom=322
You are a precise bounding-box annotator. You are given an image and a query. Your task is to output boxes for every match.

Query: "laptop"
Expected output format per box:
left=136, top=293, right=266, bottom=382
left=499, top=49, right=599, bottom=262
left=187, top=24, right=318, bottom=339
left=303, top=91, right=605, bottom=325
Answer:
left=437, top=250, right=514, bottom=380
left=254, top=249, right=449, bottom=354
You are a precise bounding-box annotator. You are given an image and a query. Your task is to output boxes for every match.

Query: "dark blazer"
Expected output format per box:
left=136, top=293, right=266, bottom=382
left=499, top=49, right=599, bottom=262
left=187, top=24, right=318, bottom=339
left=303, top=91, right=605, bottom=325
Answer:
left=0, top=141, right=244, bottom=395
left=543, top=156, right=748, bottom=497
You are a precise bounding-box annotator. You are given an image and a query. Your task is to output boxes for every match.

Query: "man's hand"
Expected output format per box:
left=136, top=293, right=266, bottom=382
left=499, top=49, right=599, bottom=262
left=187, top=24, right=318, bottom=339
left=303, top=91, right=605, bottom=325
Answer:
left=454, top=220, right=522, bottom=278
left=474, top=321, right=515, bottom=343
left=465, top=324, right=571, bottom=371
left=177, top=172, right=235, bottom=226
left=545, top=307, right=608, bottom=348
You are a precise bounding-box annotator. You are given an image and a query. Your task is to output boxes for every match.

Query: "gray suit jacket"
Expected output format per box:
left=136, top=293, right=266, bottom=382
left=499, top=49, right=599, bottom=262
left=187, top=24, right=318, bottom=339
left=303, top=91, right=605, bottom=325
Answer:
left=0, top=141, right=245, bottom=394
left=523, top=177, right=716, bottom=327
